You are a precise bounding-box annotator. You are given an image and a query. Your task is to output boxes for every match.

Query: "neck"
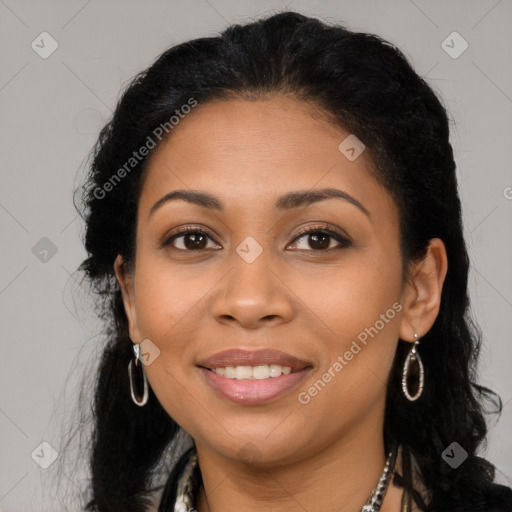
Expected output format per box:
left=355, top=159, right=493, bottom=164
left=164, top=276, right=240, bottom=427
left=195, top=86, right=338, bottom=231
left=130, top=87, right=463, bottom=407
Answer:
left=194, top=417, right=401, bottom=512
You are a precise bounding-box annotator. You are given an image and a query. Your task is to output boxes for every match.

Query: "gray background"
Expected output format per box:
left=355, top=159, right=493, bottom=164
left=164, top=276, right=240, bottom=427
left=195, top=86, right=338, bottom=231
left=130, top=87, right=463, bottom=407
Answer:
left=1, top=1, right=511, bottom=510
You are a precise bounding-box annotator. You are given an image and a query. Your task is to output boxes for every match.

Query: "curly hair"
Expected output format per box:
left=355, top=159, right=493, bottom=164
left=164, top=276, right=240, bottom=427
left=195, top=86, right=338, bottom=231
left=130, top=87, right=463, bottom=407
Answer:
left=72, top=11, right=505, bottom=512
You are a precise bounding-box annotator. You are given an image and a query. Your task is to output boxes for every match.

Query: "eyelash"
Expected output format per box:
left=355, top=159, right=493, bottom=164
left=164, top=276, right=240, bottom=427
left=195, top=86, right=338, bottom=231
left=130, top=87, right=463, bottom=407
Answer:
left=162, top=224, right=351, bottom=253
left=291, top=225, right=351, bottom=251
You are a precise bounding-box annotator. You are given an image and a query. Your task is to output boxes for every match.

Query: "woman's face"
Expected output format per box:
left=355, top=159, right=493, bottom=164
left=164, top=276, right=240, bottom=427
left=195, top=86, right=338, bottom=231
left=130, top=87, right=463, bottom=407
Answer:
left=117, top=96, right=416, bottom=466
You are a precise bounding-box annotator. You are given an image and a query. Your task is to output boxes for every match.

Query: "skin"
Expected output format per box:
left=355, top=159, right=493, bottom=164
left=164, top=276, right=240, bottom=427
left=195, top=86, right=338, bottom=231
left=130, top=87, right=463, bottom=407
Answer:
left=115, top=96, right=447, bottom=512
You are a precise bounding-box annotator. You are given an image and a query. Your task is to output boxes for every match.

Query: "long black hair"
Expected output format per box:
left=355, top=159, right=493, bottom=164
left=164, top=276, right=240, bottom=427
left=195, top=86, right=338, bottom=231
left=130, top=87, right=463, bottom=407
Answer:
left=69, top=11, right=505, bottom=511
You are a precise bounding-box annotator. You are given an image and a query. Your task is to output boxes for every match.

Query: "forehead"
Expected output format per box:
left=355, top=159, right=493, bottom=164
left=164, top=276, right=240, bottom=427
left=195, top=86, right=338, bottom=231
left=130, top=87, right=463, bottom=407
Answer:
left=138, top=96, right=395, bottom=221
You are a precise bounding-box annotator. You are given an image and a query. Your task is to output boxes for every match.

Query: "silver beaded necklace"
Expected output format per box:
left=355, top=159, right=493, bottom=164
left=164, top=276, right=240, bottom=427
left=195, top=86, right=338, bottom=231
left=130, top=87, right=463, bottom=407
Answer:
left=361, top=446, right=398, bottom=511
left=173, top=445, right=398, bottom=512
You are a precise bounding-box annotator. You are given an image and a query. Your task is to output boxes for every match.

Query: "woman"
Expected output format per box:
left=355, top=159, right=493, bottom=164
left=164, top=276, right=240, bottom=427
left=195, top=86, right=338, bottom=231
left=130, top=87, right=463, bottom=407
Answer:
left=74, top=11, right=512, bottom=512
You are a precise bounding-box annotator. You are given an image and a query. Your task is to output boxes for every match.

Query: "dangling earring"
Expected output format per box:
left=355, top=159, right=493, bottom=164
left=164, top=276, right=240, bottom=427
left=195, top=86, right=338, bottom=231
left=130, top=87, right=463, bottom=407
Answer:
left=128, top=343, right=149, bottom=407
left=402, top=333, right=424, bottom=401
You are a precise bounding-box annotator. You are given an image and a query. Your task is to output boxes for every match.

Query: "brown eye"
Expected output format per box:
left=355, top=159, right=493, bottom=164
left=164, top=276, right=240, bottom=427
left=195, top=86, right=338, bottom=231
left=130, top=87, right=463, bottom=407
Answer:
left=288, top=227, right=351, bottom=252
left=164, top=228, right=221, bottom=251
left=306, top=233, right=331, bottom=250
left=180, top=232, right=208, bottom=250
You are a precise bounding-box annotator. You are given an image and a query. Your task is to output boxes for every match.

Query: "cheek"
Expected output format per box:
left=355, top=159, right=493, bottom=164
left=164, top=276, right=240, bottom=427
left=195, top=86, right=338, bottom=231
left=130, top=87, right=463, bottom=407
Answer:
left=132, top=256, right=207, bottom=340
left=292, top=250, right=403, bottom=393
left=129, top=263, right=207, bottom=408
left=130, top=262, right=207, bottom=427
left=290, top=250, right=403, bottom=337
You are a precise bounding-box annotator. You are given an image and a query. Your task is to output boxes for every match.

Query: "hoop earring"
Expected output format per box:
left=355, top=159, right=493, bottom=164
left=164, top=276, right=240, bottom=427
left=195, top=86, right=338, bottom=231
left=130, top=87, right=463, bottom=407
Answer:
left=128, top=343, right=149, bottom=407
left=402, top=333, right=424, bottom=401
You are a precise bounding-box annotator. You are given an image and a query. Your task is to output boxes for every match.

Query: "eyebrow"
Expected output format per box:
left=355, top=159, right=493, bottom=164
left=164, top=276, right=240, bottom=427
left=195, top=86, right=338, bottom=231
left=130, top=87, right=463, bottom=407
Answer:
left=148, top=187, right=370, bottom=219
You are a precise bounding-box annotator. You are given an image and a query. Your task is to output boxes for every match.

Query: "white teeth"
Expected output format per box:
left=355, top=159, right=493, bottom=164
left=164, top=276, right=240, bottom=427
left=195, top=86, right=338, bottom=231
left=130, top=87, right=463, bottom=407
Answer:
left=253, top=365, right=270, bottom=379
left=270, top=364, right=291, bottom=377
left=235, top=366, right=253, bottom=379
left=224, top=366, right=236, bottom=378
left=211, top=364, right=293, bottom=379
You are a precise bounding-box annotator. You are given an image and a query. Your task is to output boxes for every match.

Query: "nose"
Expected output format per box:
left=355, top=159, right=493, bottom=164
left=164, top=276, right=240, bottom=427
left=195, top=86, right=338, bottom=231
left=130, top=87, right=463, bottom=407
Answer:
left=210, top=251, right=294, bottom=330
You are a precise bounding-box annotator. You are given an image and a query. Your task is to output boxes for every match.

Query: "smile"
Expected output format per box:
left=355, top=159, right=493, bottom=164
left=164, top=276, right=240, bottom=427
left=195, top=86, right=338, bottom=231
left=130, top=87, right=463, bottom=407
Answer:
left=210, top=364, right=292, bottom=379
left=197, top=348, right=313, bottom=405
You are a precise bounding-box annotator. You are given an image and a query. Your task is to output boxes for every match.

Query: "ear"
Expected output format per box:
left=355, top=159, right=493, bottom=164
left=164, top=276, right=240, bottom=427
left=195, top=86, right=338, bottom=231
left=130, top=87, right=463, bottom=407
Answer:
left=114, top=254, right=141, bottom=342
left=399, top=238, right=448, bottom=342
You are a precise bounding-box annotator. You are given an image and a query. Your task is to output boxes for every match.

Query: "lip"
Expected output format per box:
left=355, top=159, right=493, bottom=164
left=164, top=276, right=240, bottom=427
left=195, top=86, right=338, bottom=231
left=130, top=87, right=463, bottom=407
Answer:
left=196, top=348, right=313, bottom=406
left=196, top=348, right=312, bottom=372
left=199, top=367, right=312, bottom=405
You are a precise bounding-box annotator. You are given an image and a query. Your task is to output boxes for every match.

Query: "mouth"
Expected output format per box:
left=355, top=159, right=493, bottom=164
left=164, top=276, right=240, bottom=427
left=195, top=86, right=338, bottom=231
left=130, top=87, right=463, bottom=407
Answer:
left=203, top=364, right=299, bottom=379
left=196, top=348, right=313, bottom=405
